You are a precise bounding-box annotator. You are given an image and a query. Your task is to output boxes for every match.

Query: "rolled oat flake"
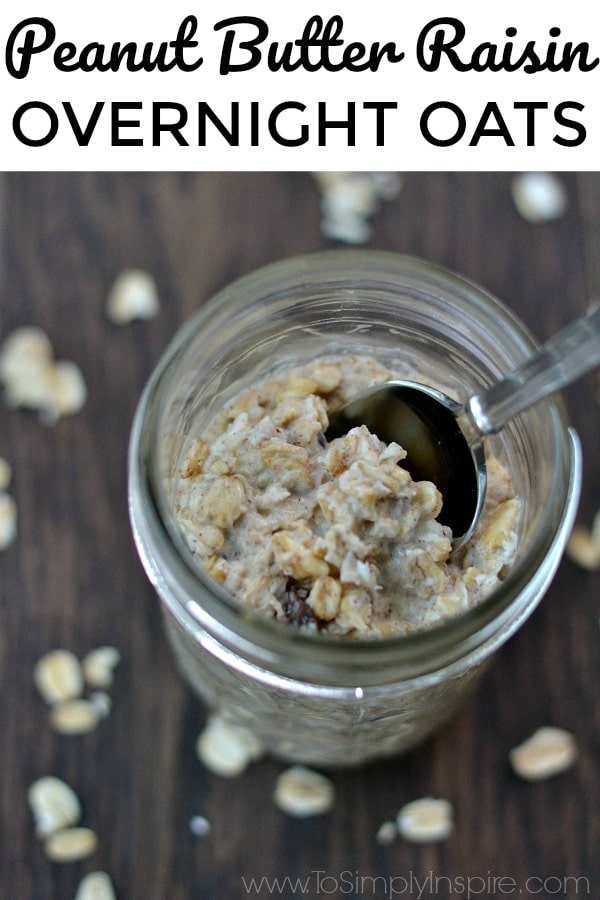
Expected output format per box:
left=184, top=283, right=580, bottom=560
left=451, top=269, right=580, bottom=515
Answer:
left=27, top=775, right=82, bottom=838
left=195, top=715, right=263, bottom=777
left=75, top=871, right=117, bottom=900
left=82, top=645, right=121, bottom=688
left=510, top=172, right=568, bottom=223
left=189, top=815, right=211, bottom=837
left=106, top=269, right=160, bottom=324
left=0, top=491, right=17, bottom=551
left=34, top=649, right=84, bottom=705
left=509, top=726, right=578, bottom=780
left=49, top=699, right=100, bottom=735
left=89, top=690, right=112, bottom=718
left=273, top=765, right=335, bottom=818
left=397, top=797, right=454, bottom=843
left=44, top=826, right=98, bottom=863
left=375, top=820, right=398, bottom=845
left=0, top=456, right=11, bottom=491
left=566, top=509, right=600, bottom=571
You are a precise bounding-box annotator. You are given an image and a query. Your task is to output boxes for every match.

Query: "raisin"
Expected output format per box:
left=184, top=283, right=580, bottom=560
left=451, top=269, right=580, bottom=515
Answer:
left=281, top=578, right=316, bottom=628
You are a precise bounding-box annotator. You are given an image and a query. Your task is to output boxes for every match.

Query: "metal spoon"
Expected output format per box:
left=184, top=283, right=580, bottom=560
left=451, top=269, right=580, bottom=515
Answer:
left=326, top=305, right=600, bottom=549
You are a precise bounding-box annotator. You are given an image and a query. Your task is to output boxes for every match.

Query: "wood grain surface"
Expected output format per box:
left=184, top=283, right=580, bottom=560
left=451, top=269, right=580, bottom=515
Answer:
left=1, top=173, right=598, bottom=900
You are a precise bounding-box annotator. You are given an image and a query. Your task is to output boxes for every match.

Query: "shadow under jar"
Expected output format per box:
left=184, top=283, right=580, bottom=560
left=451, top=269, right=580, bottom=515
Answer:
left=128, top=250, right=581, bottom=767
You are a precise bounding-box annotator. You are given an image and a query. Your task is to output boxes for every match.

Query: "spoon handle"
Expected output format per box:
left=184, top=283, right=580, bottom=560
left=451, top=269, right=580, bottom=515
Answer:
left=468, top=304, right=600, bottom=434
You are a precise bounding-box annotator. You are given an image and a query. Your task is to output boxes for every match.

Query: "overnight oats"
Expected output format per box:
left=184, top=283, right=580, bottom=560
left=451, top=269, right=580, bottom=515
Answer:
left=173, top=355, right=519, bottom=639
left=129, top=251, right=580, bottom=765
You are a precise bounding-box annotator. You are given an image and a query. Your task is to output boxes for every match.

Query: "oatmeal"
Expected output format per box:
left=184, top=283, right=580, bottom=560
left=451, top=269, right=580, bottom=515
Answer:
left=173, top=356, right=519, bottom=638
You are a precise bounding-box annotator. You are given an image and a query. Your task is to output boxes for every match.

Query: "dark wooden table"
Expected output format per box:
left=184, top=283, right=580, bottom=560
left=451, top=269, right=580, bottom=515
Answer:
left=1, top=173, right=598, bottom=900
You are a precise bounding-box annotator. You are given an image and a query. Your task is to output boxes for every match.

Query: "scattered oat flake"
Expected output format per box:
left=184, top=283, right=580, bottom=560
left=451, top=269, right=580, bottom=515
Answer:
left=375, top=820, right=397, bottom=845
left=189, top=815, right=211, bottom=837
left=312, top=172, right=402, bottom=244
left=273, top=765, right=335, bottom=818
left=50, top=699, right=99, bottom=735
left=195, top=714, right=263, bottom=777
left=39, top=360, right=87, bottom=424
left=509, top=726, right=578, bottom=781
left=89, top=690, right=112, bottom=718
left=28, top=776, right=81, bottom=838
left=0, top=491, right=17, bottom=550
left=566, top=527, right=600, bottom=570
left=0, top=456, right=11, bottom=491
left=566, top=512, right=600, bottom=570
left=106, top=269, right=160, bottom=324
left=44, top=826, right=98, bottom=863
left=34, top=649, right=84, bottom=705
left=397, top=797, right=454, bottom=843
left=0, top=326, right=86, bottom=422
left=511, top=172, right=568, bottom=223
left=0, top=326, right=53, bottom=382
left=82, top=646, right=121, bottom=688
left=75, top=871, right=117, bottom=900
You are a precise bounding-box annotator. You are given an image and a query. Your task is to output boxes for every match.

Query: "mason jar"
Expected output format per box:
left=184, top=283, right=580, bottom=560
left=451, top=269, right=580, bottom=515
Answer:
left=128, top=250, right=581, bottom=766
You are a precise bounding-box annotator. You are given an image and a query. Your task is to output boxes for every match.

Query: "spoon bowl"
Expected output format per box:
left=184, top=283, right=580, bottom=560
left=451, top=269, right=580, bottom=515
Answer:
left=325, top=304, right=600, bottom=549
left=326, top=380, right=486, bottom=548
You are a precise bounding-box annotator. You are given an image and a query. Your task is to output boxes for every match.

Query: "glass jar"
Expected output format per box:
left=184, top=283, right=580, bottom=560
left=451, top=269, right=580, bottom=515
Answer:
left=128, top=250, right=581, bottom=766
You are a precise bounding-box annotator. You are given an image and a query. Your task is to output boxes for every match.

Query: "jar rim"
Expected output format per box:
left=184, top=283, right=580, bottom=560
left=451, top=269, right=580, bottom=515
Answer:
left=129, top=250, right=581, bottom=685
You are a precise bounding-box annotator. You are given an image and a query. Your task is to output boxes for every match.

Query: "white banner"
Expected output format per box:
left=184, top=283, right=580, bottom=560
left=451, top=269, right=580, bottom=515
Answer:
left=1, top=0, right=599, bottom=170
